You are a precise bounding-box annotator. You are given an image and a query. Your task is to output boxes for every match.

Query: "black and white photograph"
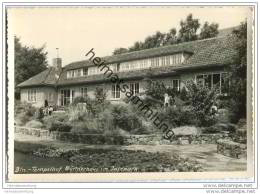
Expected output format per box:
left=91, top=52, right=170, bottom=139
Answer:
left=2, top=2, right=257, bottom=189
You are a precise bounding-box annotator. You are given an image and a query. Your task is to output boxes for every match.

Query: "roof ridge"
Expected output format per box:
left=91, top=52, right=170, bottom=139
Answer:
left=42, top=67, right=53, bottom=85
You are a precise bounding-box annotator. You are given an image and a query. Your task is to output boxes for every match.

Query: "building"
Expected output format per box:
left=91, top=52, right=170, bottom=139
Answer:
left=17, top=31, right=238, bottom=107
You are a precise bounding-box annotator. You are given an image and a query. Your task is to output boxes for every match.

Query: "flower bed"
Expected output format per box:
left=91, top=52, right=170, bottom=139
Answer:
left=32, top=147, right=203, bottom=172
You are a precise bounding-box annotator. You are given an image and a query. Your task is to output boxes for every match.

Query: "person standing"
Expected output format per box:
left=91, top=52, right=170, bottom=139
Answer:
left=164, top=93, right=170, bottom=107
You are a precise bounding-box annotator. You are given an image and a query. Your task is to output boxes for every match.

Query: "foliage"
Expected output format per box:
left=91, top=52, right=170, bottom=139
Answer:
left=199, top=22, right=219, bottom=39
left=42, top=112, right=70, bottom=130
left=186, top=81, right=217, bottom=127
left=70, top=120, right=102, bottom=134
left=158, top=107, right=197, bottom=129
left=66, top=149, right=203, bottom=172
left=178, top=14, right=200, bottom=42
left=109, top=104, right=144, bottom=132
left=145, top=79, right=167, bottom=102
left=179, top=87, right=189, bottom=101
left=34, top=108, right=44, bottom=120
left=49, top=121, right=72, bottom=132
left=71, top=95, right=110, bottom=118
left=25, top=120, right=43, bottom=128
left=112, top=14, right=218, bottom=55
left=15, top=37, right=48, bottom=98
left=94, top=87, right=107, bottom=104
left=226, top=22, right=247, bottom=123
left=15, top=102, right=37, bottom=126
left=113, top=47, right=129, bottom=55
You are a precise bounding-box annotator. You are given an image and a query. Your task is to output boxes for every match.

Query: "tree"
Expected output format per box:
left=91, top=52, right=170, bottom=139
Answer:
left=178, top=14, right=200, bottom=42
left=200, top=22, right=219, bottom=39
left=15, top=37, right=48, bottom=86
left=113, top=47, right=128, bottom=55
left=112, top=14, right=218, bottom=54
left=162, top=28, right=177, bottom=46
left=227, top=22, right=247, bottom=123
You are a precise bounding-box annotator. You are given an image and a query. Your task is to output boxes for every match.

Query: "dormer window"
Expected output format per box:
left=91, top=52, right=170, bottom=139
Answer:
left=116, top=63, right=120, bottom=72
left=83, top=67, right=88, bottom=76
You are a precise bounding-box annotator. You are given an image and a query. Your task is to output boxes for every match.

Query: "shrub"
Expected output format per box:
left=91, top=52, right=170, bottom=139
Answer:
left=179, top=87, right=189, bottom=101
left=34, top=108, right=44, bottom=120
left=15, top=113, right=31, bottom=126
left=70, top=120, right=103, bottom=134
left=94, top=87, right=107, bottom=104
left=145, top=79, right=167, bottom=102
left=25, top=120, right=43, bottom=128
left=186, top=81, right=217, bottom=127
left=98, top=104, right=146, bottom=134
left=68, top=105, right=88, bottom=122
left=15, top=101, right=36, bottom=116
left=15, top=102, right=37, bottom=126
left=158, top=106, right=197, bottom=129
left=42, top=113, right=70, bottom=130
left=49, top=121, right=72, bottom=132
left=110, top=104, right=144, bottom=133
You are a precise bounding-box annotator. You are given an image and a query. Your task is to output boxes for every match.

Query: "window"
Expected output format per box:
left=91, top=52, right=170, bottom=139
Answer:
left=67, top=70, right=73, bottom=78
left=122, top=62, right=129, bottom=71
left=196, top=73, right=229, bottom=94
left=130, top=82, right=139, bottom=95
left=76, top=69, right=82, bottom=77
left=221, top=73, right=229, bottom=95
left=204, top=74, right=212, bottom=88
left=83, top=68, right=88, bottom=76
left=28, top=89, right=36, bottom=102
left=166, top=56, right=171, bottom=66
left=112, top=85, right=120, bottom=99
left=213, top=74, right=221, bottom=92
left=116, top=63, right=120, bottom=72
left=60, top=89, right=70, bottom=106
left=89, top=67, right=97, bottom=75
left=161, top=56, right=166, bottom=66
left=172, top=79, right=180, bottom=92
left=151, top=58, right=159, bottom=67
left=80, top=87, right=88, bottom=98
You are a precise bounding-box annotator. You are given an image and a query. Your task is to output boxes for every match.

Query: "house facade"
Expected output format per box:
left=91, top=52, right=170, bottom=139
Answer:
left=17, top=33, right=238, bottom=108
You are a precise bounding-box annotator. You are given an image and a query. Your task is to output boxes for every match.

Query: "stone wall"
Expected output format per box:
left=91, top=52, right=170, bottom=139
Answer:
left=15, top=126, right=230, bottom=145
left=217, top=139, right=247, bottom=158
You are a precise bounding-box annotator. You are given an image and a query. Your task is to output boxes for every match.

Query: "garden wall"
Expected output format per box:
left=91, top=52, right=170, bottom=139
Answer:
left=15, top=126, right=230, bottom=145
left=217, top=139, right=247, bottom=158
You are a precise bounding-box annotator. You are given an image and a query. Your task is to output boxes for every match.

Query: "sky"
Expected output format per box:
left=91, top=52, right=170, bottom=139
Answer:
left=8, top=6, right=251, bottom=67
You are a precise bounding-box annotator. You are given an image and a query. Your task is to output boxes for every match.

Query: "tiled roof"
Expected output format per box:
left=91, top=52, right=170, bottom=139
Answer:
left=18, top=33, right=238, bottom=88
left=17, top=67, right=61, bottom=88
left=57, top=35, right=238, bottom=86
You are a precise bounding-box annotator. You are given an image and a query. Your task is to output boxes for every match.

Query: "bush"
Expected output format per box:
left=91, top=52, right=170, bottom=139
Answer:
left=110, top=104, right=144, bottom=133
left=179, top=87, right=189, bottom=101
left=186, top=81, right=217, bottom=127
left=98, top=104, right=146, bottom=134
left=34, top=108, right=44, bottom=120
left=71, top=120, right=103, bottom=134
left=25, top=120, right=43, bottom=128
left=94, top=87, right=107, bottom=104
left=42, top=113, right=70, bottom=130
left=15, top=102, right=37, bottom=126
left=15, top=113, right=31, bottom=126
left=49, top=121, right=72, bottom=132
left=158, top=106, right=197, bottom=129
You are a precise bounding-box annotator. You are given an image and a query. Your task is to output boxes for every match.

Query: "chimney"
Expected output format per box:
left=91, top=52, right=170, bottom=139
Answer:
left=53, top=58, right=62, bottom=71
left=53, top=48, right=62, bottom=71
